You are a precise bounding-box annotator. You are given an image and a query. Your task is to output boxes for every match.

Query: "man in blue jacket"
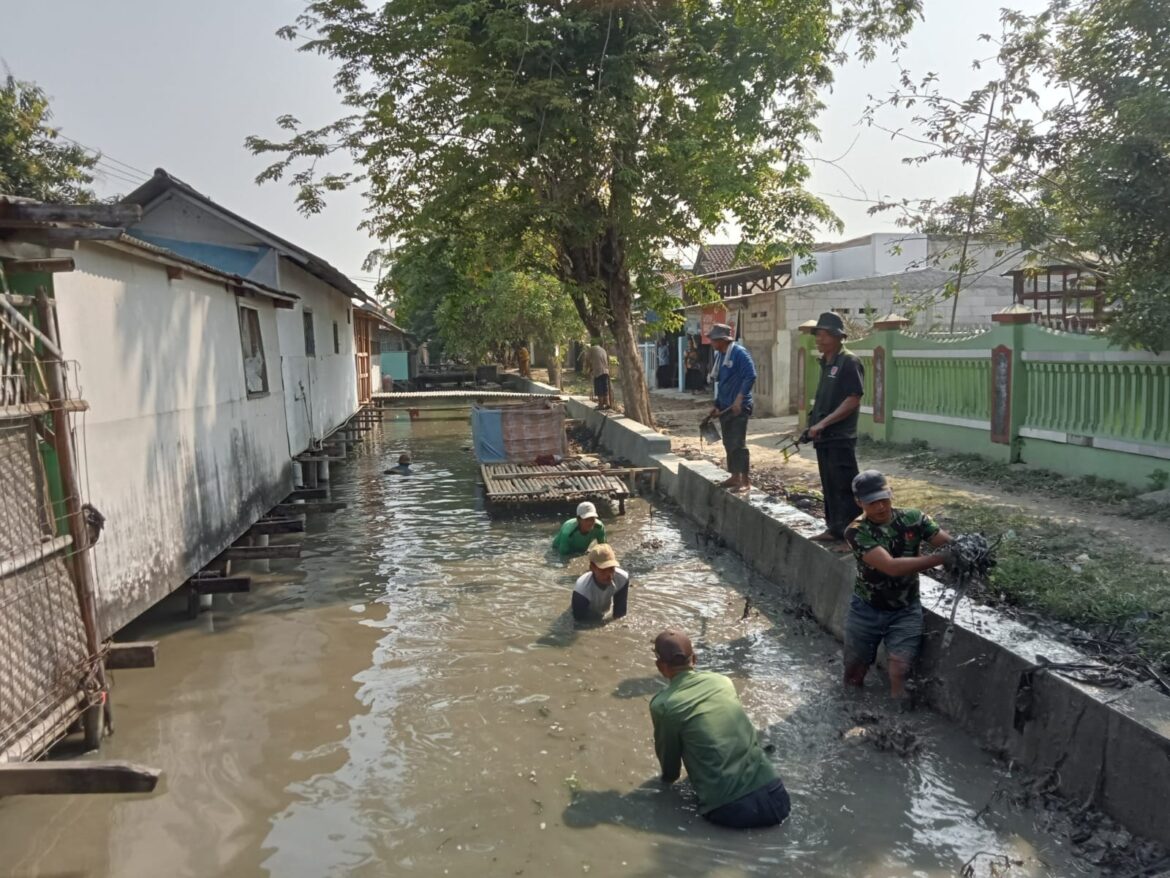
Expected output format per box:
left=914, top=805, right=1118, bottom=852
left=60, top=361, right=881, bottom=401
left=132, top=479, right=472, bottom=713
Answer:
left=706, top=323, right=757, bottom=492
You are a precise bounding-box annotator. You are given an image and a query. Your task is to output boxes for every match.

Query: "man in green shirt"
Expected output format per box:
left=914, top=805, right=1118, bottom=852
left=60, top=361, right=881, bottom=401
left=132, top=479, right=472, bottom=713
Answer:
left=649, top=630, right=790, bottom=829
left=551, top=501, right=607, bottom=555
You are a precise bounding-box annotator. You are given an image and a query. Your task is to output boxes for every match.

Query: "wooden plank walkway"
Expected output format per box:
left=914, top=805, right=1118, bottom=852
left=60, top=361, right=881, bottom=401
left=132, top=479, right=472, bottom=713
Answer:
left=481, top=459, right=630, bottom=506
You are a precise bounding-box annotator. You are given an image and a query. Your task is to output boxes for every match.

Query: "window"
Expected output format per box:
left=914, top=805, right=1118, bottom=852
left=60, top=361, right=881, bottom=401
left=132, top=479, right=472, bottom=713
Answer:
left=333, top=320, right=340, bottom=354
left=238, top=306, right=269, bottom=396
left=303, top=310, right=316, bottom=357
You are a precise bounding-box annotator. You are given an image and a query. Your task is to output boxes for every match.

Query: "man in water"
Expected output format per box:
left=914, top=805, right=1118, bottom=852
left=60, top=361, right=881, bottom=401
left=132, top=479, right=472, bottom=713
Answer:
left=552, top=501, right=607, bottom=556
left=843, top=470, right=953, bottom=700
left=570, top=544, right=629, bottom=622
left=587, top=338, right=611, bottom=409
left=385, top=452, right=412, bottom=475
left=806, top=311, right=864, bottom=542
left=650, top=629, right=790, bottom=828
left=706, top=323, right=757, bottom=492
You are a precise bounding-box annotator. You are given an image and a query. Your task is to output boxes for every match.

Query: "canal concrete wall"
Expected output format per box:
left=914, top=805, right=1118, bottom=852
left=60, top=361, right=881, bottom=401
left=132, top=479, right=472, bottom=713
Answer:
left=506, top=374, right=1170, bottom=847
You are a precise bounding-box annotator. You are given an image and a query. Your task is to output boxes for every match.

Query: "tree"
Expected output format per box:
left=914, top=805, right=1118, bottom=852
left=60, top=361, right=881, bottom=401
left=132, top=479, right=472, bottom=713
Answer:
left=391, top=232, right=580, bottom=365
left=248, top=0, right=920, bottom=423
left=0, top=75, right=97, bottom=203
left=866, top=0, right=1170, bottom=350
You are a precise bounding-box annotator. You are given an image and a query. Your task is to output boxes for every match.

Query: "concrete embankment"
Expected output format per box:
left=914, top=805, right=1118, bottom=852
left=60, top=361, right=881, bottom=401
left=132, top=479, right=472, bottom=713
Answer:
left=511, top=376, right=1170, bottom=848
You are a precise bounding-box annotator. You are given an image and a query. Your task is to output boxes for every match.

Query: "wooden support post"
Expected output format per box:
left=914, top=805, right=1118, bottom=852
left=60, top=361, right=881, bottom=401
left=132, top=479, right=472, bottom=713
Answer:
left=303, top=459, right=319, bottom=488
left=318, top=459, right=330, bottom=484
left=105, top=642, right=158, bottom=670
left=222, top=545, right=301, bottom=561
left=0, top=761, right=160, bottom=796
left=287, top=487, right=328, bottom=501
left=3, top=257, right=76, bottom=274
left=35, top=289, right=106, bottom=750
left=189, top=577, right=251, bottom=595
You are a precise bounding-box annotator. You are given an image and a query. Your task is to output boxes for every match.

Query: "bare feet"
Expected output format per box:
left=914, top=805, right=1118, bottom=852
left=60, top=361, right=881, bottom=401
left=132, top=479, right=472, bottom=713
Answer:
left=810, top=531, right=840, bottom=542
left=731, top=482, right=751, bottom=493
left=719, top=476, right=738, bottom=488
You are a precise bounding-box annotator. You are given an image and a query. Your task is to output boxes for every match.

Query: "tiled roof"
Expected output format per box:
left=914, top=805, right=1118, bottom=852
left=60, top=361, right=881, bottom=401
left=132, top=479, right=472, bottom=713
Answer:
left=693, top=243, right=746, bottom=274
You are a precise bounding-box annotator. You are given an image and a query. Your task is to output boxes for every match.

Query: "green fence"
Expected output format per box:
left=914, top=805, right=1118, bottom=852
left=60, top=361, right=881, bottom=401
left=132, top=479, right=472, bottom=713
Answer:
left=800, top=313, right=1170, bottom=488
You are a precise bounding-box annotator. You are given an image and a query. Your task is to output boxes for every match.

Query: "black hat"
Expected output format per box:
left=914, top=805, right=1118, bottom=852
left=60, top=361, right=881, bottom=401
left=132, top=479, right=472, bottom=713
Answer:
left=814, top=311, right=847, bottom=338
left=654, top=629, right=694, bottom=666
left=852, top=469, right=892, bottom=504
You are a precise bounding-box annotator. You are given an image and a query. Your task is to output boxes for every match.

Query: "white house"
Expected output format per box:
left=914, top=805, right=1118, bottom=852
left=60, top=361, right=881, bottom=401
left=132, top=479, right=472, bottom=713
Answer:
left=1, top=222, right=299, bottom=635
left=121, top=170, right=367, bottom=456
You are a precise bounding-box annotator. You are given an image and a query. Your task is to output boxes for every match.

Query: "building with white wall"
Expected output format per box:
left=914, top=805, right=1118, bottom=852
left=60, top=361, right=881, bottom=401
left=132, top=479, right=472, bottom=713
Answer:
left=1, top=228, right=299, bottom=634
left=122, top=170, right=367, bottom=455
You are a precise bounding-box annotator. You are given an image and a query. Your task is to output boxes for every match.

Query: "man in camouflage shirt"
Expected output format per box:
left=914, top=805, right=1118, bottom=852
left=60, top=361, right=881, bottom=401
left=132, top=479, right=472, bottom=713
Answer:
left=843, top=470, right=953, bottom=699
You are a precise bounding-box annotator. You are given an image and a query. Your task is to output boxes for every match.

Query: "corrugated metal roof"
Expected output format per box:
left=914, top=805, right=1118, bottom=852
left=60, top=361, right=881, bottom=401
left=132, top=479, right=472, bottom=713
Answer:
left=121, top=169, right=372, bottom=304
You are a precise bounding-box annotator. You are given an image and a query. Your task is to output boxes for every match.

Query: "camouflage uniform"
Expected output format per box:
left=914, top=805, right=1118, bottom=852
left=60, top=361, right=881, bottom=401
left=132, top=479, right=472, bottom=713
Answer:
left=842, top=508, right=941, bottom=664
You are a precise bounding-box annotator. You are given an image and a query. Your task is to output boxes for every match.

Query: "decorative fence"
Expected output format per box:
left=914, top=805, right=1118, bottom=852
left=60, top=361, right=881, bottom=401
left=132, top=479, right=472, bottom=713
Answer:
left=799, top=310, right=1170, bottom=488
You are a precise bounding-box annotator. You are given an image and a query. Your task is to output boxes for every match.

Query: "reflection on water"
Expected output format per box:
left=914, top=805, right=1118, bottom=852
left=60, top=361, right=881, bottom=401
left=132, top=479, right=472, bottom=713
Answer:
left=0, top=419, right=1092, bottom=877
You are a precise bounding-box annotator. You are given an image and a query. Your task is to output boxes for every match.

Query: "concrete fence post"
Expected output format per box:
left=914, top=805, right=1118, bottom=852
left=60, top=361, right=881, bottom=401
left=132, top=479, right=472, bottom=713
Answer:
left=796, top=320, right=817, bottom=430
left=871, top=314, right=911, bottom=443
left=990, top=305, right=1040, bottom=461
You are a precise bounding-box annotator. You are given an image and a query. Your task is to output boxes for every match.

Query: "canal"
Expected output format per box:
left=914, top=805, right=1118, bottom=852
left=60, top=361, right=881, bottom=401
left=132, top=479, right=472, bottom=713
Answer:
left=0, top=419, right=1090, bottom=876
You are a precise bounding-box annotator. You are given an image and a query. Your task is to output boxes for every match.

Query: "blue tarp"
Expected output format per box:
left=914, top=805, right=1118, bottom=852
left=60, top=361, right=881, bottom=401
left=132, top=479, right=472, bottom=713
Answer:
left=471, top=406, right=508, bottom=463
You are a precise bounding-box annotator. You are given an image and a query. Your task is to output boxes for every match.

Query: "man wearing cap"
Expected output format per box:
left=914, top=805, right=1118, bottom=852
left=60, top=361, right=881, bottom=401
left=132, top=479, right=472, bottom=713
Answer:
left=552, top=501, right=608, bottom=556
left=806, top=311, right=865, bottom=541
left=706, top=323, right=758, bottom=492
left=844, top=470, right=953, bottom=699
left=571, top=544, right=630, bottom=622
left=650, top=629, right=790, bottom=828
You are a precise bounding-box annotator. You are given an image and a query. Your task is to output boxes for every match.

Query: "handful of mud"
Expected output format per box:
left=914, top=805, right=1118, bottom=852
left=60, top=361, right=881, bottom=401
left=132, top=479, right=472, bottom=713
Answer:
left=840, top=711, right=922, bottom=757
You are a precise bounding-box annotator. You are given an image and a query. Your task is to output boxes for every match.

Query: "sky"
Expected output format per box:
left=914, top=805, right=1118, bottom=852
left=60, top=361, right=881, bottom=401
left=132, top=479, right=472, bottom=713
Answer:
left=1, top=0, right=1046, bottom=286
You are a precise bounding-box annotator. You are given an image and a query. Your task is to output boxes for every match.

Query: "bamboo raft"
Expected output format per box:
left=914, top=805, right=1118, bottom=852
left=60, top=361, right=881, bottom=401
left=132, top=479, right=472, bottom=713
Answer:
left=480, top=459, right=635, bottom=511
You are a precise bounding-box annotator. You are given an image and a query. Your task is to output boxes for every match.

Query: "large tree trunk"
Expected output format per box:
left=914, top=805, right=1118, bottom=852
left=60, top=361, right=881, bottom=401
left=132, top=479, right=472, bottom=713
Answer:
left=606, top=284, right=653, bottom=426
left=600, top=225, right=653, bottom=426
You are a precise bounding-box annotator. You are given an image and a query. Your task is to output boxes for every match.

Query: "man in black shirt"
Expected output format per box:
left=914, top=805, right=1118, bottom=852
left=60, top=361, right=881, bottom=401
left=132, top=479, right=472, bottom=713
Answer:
left=806, top=312, right=865, bottom=541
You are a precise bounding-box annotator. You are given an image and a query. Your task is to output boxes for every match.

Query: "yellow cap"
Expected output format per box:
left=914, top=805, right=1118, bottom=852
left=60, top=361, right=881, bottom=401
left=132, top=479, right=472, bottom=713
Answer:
left=588, top=544, right=619, bottom=569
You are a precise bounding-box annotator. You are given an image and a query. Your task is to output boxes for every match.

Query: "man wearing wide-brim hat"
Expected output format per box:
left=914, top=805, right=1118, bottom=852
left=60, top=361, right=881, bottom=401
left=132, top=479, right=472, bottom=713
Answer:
left=806, top=311, right=865, bottom=541
left=705, top=322, right=757, bottom=492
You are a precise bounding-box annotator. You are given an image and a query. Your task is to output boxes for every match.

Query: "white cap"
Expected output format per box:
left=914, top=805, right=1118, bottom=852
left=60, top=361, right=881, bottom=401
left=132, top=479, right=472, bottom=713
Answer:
left=576, top=501, right=599, bottom=520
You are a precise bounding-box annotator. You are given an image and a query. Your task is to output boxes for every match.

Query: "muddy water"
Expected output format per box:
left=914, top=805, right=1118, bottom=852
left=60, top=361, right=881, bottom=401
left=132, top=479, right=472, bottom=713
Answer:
left=0, top=420, right=1091, bottom=878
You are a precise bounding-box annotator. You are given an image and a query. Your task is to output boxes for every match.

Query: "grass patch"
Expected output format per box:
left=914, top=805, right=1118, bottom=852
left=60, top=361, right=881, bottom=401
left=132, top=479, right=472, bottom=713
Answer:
left=918, top=498, right=1170, bottom=671
left=855, top=436, right=1158, bottom=512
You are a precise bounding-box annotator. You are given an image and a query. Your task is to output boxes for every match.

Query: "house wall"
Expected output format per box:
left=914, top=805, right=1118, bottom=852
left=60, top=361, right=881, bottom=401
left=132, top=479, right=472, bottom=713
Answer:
left=55, top=243, right=294, bottom=633
left=275, top=260, right=358, bottom=454
left=785, top=268, right=1016, bottom=329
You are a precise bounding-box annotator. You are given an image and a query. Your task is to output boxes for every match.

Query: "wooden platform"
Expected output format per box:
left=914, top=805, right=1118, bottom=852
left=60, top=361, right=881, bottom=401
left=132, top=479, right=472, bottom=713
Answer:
left=481, top=460, right=631, bottom=510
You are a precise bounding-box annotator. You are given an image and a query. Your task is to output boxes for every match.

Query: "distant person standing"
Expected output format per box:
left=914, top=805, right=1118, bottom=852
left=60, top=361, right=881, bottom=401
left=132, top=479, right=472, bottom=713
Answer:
left=706, top=323, right=757, bottom=492
left=570, top=544, right=630, bottom=622
left=552, top=501, right=607, bottom=556
left=656, top=335, right=673, bottom=389
left=806, top=312, right=864, bottom=542
left=517, top=343, right=531, bottom=378
left=587, top=338, right=611, bottom=409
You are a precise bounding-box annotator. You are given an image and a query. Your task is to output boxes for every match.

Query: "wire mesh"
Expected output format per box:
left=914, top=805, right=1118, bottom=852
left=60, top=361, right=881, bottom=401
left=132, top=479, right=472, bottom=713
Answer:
left=0, top=272, right=98, bottom=761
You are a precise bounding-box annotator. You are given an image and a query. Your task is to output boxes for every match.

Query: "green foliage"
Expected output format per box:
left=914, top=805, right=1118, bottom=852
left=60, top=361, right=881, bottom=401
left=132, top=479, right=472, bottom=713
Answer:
left=867, top=0, right=1170, bottom=350
left=0, top=76, right=97, bottom=203
left=249, top=0, right=921, bottom=421
left=1149, top=469, right=1170, bottom=493
left=390, top=233, right=579, bottom=365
